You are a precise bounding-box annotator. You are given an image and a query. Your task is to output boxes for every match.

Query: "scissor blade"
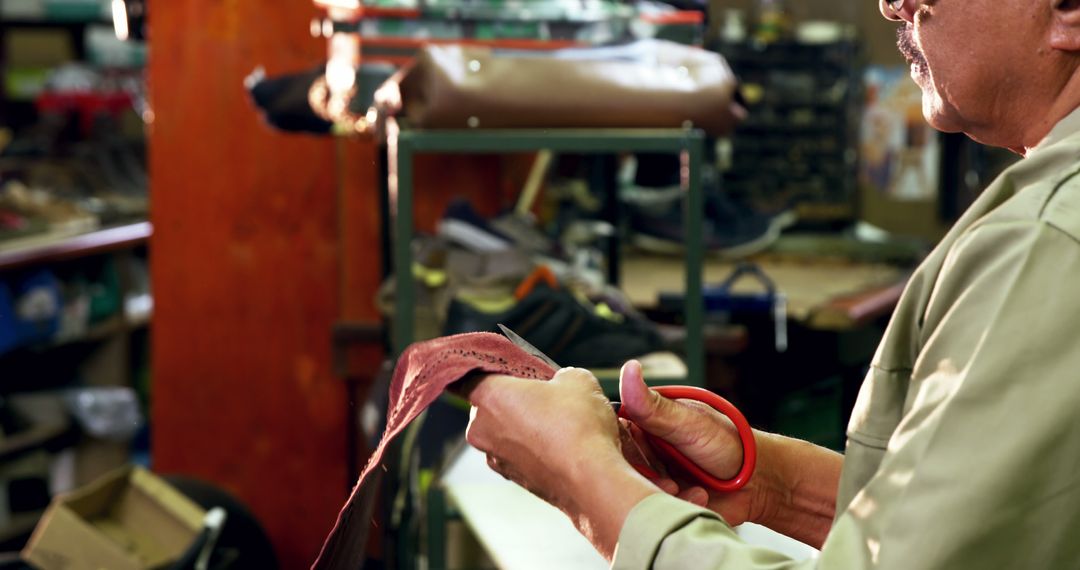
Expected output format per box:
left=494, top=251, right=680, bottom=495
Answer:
left=497, top=324, right=561, bottom=370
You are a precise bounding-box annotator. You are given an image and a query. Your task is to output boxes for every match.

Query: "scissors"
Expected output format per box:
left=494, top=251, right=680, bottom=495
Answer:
left=497, top=324, right=757, bottom=493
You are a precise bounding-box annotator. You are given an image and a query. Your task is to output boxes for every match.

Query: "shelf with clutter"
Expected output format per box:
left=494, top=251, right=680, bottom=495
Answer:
left=0, top=0, right=150, bottom=551
left=386, top=127, right=710, bottom=391
left=0, top=221, right=151, bottom=551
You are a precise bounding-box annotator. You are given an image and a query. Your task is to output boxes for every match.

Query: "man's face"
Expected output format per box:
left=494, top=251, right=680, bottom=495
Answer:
left=882, top=0, right=1056, bottom=147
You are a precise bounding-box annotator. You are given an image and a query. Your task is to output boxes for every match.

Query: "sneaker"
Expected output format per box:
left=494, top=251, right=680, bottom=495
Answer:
left=376, top=235, right=534, bottom=340
left=437, top=199, right=514, bottom=253
left=625, top=182, right=796, bottom=258
left=488, top=212, right=555, bottom=254
left=443, top=269, right=663, bottom=369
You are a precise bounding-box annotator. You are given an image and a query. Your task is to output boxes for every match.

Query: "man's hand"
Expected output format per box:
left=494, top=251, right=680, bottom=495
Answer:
left=619, top=360, right=844, bottom=548
left=464, top=368, right=620, bottom=511
left=618, top=360, right=763, bottom=527
left=464, top=368, right=662, bottom=558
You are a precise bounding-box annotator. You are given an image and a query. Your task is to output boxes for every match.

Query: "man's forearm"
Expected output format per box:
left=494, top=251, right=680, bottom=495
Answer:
left=564, top=430, right=844, bottom=556
left=565, top=433, right=842, bottom=559
left=750, top=431, right=843, bottom=548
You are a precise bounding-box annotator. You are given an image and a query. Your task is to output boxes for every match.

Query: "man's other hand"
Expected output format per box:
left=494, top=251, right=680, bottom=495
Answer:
left=464, top=368, right=662, bottom=558
left=618, top=360, right=763, bottom=527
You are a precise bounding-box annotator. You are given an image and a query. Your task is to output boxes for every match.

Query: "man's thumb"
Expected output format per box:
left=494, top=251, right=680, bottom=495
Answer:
left=618, top=360, right=688, bottom=443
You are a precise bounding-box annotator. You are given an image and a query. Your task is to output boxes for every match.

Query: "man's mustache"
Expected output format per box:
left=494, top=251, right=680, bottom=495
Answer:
left=897, top=24, right=927, bottom=67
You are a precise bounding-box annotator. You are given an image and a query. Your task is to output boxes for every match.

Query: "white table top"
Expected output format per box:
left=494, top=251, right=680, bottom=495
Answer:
left=442, top=444, right=609, bottom=569
left=441, top=444, right=818, bottom=569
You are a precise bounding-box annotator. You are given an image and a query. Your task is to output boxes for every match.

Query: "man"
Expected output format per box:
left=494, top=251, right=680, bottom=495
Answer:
left=463, top=0, right=1080, bottom=567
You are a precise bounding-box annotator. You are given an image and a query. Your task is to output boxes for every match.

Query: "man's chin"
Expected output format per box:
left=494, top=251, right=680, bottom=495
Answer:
left=908, top=67, right=949, bottom=133
left=921, top=92, right=962, bottom=135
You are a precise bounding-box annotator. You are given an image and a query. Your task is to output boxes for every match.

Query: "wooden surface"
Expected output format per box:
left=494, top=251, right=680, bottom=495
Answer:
left=0, top=222, right=150, bottom=271
left=147, top=4, right=532, bottom=565
left=148, top=3, right=349, bottom=567
left=441, top=444, right=817, bottom=568
left=621, top=255, right=908, bottom=329
left=441, top=445, right=609, bottom=570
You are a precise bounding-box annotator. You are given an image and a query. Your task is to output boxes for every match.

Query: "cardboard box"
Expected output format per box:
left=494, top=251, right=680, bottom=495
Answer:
left=22, top=466, right=206, bottom=570
left=6, top=391, right=128, bottom=496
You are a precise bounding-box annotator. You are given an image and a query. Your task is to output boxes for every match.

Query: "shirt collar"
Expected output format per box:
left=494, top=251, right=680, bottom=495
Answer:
left=1031, top=106, right=1080, bottom=155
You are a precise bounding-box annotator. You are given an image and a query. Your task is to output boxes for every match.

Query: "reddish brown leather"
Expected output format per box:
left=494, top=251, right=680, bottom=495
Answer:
left=313, top=332, right=557, bottom=569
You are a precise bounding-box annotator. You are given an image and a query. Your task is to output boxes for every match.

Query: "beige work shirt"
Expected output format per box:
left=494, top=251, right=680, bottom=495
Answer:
left=614, top=109, right=1080, bottom=569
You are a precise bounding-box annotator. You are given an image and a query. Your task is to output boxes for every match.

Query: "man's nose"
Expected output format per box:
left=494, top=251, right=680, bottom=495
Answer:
left=880, top=0, right=916, bottom=22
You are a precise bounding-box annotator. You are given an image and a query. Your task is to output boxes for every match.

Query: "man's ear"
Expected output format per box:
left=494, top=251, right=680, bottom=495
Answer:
left=1051, top=0, right=1080, bottom=51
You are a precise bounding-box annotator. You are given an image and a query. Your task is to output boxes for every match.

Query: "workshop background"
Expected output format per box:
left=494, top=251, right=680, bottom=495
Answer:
left=0, top=0, right=1019, bottom=569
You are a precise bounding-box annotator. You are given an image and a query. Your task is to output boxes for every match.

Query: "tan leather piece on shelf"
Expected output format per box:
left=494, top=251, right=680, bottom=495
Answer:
left=377, top=40, right=744, bottom=136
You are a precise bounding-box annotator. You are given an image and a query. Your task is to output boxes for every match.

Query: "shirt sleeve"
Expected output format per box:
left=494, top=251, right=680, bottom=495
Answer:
left=613, top=494, right=818, bottom=569
left=613, top=219, right=1080, bottom=569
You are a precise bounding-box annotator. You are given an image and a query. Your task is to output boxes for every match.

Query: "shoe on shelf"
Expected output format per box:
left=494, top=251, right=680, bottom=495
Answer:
left=625, top=182, right=796, bottom=259
left=622, top=152, right=797, bottom=258
left=377, top=234, right=536, bottom=340
left=443, top=267, right=665, bottom=370
left=488, top=212, right=556, bottom=254
left=437, top=199, right=515, bottom=253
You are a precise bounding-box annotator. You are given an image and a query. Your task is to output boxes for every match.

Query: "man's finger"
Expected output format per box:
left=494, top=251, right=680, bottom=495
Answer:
left=654, top=478, right=680, bottom=495
left=551, top=367, right=601, bottom=389
left=465, top=406, right=489, bottom=450
left=618, top=419, right=648, bottom=465
left=626, top=421, right=667, bottom=476
left=460, top=374, right=523, bottom=406
left=676, top=486, right=709, bottom=507
left=619, top=360, right=698, bottom=444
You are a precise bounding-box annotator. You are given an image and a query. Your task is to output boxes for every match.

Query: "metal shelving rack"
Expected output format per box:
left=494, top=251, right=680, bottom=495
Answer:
left=387, top=127, right=708, bottom=569
left=390, top=127, right=709, bottom=388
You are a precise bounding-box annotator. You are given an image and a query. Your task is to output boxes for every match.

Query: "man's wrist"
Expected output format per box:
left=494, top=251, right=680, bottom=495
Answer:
left=563, top=444, right=662, bottom=559
left=747, top=431, right=842, bottom=548
left=744, top=431, right=792, bottom=527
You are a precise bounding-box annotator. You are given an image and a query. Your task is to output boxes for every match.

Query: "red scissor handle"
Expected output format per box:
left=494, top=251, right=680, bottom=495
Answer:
left=618, top=385, right=757, bottom=493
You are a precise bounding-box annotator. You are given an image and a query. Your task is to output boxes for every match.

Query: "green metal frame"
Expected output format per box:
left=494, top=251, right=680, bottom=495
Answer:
left=391, top=128, right=706, bottom=569
left=392, top=127, right=707, bottom=386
